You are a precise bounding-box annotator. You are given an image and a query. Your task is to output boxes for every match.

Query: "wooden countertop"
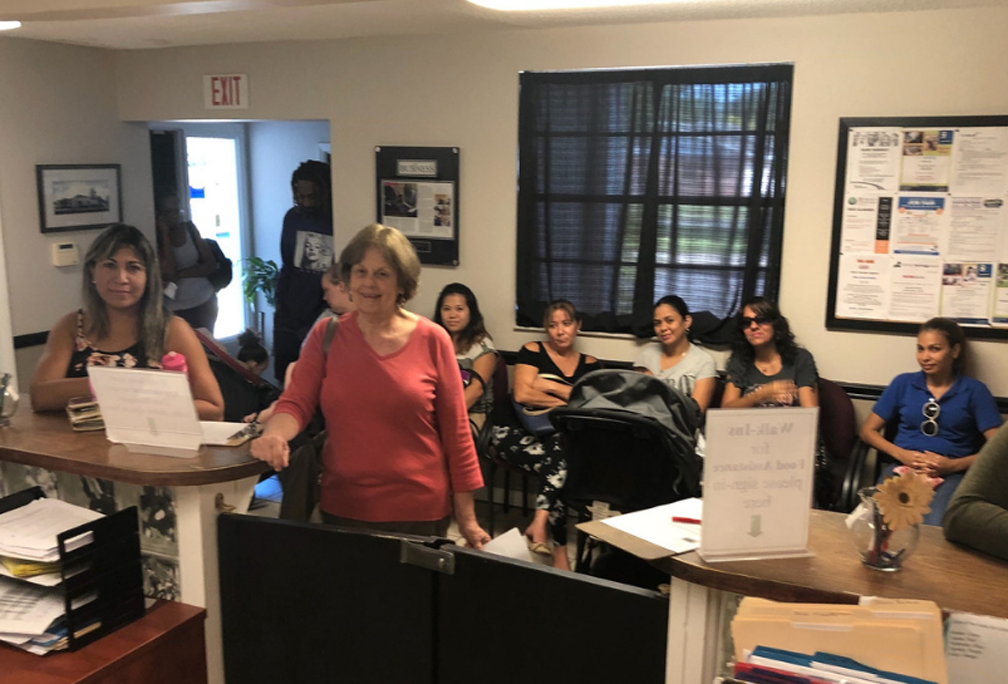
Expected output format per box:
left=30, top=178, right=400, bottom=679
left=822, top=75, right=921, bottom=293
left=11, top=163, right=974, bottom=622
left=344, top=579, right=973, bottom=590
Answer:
left=0, top=600, right=207, bottom=684
left=584, top=509, right=1008, bottom=619
left=0, top=407, right=268, bottom=486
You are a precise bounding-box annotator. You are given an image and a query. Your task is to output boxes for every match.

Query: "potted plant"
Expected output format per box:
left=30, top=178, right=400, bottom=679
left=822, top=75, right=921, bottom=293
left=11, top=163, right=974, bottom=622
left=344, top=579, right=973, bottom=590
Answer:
left=242, top=257, right=279, bottom=334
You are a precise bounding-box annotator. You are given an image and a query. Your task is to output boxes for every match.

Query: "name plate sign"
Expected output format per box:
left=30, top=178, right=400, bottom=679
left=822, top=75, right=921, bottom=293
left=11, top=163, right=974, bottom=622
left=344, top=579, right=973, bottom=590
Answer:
left=700, top=408, right=818, bottom=561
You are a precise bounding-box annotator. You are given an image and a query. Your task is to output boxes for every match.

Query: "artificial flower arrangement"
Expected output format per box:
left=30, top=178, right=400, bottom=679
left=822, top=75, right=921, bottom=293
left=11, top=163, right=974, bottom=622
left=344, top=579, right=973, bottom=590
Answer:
left=856, top=468, right=939, bottom=570
left=876, top=467, right=941, bottom=530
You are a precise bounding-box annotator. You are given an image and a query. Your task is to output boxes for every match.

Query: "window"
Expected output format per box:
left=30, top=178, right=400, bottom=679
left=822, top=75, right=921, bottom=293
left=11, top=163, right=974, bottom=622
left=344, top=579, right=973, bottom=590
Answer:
left=516, top=64, right=793, bottom=335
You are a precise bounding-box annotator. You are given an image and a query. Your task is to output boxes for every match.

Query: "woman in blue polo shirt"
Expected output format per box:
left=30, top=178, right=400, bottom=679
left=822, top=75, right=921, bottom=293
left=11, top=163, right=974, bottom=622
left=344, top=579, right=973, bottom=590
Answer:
left=860, top=317, right=1002, bottom=525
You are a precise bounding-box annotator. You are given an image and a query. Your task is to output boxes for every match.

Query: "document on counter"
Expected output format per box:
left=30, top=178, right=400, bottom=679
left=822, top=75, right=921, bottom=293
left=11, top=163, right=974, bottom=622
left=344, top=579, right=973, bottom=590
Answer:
left=89, top=366, right=254, bottom=456
left=599, top=498, right=703, bottom=555
left=945, top=612, right=1008, bottom=684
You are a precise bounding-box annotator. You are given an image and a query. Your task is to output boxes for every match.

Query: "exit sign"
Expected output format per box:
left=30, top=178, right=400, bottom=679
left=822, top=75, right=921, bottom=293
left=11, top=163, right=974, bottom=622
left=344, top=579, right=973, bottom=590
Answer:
left=203, top=74, right=248, bottom=110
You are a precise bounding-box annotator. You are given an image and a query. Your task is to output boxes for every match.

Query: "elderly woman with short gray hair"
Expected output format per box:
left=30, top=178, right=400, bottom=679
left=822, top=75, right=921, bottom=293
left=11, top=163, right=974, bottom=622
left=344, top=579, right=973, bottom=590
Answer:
left=251, top=223, right=490, bottom=549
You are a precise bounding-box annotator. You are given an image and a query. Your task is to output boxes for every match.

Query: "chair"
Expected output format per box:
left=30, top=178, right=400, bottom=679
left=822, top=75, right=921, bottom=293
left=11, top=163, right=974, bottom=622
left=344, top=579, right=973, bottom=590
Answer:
left=839, top=421, right=899, bottom=513
left=480, top=355, right=530, bottom=533
left=551, top=372, right=702, bottom=575
left=816, top=377, right=858, bottom=511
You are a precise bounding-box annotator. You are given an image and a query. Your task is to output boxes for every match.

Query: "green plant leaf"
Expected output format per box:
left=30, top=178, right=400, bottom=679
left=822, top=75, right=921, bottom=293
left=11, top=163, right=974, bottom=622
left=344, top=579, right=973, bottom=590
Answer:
left=241, top=257, right=279, bottom=307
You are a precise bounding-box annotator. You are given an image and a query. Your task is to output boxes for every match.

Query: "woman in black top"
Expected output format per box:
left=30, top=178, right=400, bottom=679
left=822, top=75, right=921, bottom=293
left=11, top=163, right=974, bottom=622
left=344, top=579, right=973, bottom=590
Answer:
left=493, top=299, right=600, bottom=570
left=30, top=223, right=223, bottom=420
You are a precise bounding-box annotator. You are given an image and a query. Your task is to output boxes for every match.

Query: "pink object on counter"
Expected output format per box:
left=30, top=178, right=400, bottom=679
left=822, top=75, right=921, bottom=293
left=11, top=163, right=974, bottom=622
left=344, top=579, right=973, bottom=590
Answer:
left=161, top=352, right=188, bottom=375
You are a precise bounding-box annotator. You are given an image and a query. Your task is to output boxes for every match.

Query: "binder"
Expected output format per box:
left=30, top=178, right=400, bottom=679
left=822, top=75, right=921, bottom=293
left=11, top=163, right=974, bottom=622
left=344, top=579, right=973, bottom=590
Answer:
left=0, top=487, right=145, bottom=652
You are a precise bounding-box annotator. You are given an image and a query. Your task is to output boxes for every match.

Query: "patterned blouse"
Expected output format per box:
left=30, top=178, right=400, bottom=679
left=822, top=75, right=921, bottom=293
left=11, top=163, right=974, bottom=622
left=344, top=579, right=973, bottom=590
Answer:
left=65, top=310, right=153, bottom=378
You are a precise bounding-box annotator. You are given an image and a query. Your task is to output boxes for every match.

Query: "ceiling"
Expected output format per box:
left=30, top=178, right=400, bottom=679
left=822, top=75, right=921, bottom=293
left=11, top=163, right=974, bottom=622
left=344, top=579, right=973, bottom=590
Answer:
left=2, top=0, right=1004, bottom=50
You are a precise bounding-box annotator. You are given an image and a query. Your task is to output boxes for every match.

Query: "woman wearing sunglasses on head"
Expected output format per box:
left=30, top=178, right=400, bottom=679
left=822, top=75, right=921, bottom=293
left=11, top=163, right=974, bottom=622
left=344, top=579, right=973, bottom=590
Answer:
left=860, top=317, right=1002, bottom=525
left=721, top=296, right=819, bottom=409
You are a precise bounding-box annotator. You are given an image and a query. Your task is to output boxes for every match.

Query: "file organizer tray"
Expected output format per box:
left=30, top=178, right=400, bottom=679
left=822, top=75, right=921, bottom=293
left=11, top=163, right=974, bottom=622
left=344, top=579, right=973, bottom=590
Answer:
left=0, top=486, right=145, bottom=652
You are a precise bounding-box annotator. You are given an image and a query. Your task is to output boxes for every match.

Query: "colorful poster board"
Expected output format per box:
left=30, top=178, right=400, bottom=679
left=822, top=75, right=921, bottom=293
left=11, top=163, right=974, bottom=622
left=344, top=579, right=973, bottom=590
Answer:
left=827, top=117, right=1008, bottom=339
left=375, top=146, right=460, bottom=266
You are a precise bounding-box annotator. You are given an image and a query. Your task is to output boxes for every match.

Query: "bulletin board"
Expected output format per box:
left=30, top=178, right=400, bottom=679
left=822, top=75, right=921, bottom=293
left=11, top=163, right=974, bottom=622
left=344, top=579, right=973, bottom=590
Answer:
left=375, top=146, right=459, bottom=266
left=826, top=116, right=1008, bottom=340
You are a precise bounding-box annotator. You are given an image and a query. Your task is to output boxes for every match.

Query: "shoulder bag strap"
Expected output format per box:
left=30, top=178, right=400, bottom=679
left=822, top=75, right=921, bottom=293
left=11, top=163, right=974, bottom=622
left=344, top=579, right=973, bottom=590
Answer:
left=322, top=317, right=339, bottom=363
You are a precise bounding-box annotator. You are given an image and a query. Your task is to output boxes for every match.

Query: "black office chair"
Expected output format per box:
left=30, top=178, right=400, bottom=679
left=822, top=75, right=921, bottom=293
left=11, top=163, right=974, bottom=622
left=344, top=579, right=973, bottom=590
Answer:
left=480, top=355, right=530, bottom=533
left=816, top=377, right=858, bottom=511
left=839, top=422, right=899, bottom=513
left=550, top=370, right=702, bottom=578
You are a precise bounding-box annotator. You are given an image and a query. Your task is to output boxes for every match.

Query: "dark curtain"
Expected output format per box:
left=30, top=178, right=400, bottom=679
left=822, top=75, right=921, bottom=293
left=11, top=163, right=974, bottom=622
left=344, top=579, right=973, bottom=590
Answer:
left=516, top=64, right=793, bottom=338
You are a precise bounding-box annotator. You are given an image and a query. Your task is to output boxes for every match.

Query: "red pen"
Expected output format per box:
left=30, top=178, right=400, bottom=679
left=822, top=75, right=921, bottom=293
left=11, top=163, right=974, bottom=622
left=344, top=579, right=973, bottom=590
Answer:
left=672, top=516, right=701, bottom=525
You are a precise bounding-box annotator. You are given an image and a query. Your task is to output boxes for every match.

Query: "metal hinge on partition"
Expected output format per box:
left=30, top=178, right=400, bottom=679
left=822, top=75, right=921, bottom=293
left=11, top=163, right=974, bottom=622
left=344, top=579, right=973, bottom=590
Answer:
left=399, top=540, right=455, bottom=575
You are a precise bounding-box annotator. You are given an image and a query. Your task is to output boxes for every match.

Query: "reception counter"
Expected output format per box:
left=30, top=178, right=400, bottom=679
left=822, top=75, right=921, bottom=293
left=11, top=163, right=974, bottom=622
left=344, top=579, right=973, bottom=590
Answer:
left=0, top=408, right=266, bottom=486
left=0, top=406, right=268, bottom=684
left=583, top=509, right=1008, bottom=683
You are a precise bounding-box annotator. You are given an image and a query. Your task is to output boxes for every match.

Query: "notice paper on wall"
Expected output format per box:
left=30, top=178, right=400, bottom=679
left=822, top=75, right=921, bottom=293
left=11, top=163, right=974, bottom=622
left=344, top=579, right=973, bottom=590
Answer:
left=945, top=612, right=1008, bottom=684
left=700, top=408, right=818, bottom=562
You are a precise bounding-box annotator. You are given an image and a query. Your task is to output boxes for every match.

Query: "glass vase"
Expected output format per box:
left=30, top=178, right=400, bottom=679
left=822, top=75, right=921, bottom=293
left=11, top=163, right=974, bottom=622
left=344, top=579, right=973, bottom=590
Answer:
left=0, top=374, right=17, bottom=427
left=848, top=486, right=920, bottom=572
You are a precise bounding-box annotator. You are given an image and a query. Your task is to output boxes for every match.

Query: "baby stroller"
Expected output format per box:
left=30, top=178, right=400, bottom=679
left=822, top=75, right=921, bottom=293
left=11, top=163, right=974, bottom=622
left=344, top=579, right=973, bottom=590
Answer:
left=551, top=370, right=702, bottom=584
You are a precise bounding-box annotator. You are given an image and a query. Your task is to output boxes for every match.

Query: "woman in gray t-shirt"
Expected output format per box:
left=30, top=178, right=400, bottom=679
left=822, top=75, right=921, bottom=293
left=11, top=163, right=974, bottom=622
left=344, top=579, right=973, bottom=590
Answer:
left=634, top=295, right=717, bottom=415
left=433, top=283, right=496, bottom=430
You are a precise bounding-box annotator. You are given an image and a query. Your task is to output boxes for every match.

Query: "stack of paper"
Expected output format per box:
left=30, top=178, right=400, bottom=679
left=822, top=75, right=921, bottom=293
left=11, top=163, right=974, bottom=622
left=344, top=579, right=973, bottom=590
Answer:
left=599, top=497, right=703, bottom=555
left=0, top=498, right=103, bottom=653
left=0, top=499, right=102, bottom=564
left=730, top=597, right=947, bottom=684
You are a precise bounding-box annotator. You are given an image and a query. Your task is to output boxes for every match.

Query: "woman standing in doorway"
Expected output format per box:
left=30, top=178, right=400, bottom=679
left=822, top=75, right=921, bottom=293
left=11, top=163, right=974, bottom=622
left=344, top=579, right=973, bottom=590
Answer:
left=155, top=189, right=219, bottom=334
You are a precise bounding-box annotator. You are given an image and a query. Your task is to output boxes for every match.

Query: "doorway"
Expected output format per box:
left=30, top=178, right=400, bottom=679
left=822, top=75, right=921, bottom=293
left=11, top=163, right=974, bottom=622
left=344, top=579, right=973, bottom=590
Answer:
left=149, top=120, right=331, bottom=367
left=187, top=135, right=244, bottom=338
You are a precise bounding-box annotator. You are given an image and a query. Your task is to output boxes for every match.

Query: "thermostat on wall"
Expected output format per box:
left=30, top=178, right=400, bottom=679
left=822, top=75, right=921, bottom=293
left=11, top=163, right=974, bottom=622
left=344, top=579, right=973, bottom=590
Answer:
left=50, top=241, right=79, bottom=267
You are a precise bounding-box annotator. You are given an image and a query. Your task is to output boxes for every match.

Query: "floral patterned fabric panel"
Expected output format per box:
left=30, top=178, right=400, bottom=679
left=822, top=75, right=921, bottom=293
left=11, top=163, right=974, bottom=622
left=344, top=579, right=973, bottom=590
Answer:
left=0, top=462, right=181, bottom=600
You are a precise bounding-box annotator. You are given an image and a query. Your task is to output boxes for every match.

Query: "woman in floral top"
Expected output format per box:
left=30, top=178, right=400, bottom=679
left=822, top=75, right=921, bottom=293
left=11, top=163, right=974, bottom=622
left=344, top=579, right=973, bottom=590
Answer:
left=31, top=224, right=223, bottom=420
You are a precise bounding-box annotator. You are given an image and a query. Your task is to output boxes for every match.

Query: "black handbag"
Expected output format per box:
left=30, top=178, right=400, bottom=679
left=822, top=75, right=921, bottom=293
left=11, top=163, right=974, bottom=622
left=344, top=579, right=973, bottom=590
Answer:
left=205, top=238, right=233, bottom=292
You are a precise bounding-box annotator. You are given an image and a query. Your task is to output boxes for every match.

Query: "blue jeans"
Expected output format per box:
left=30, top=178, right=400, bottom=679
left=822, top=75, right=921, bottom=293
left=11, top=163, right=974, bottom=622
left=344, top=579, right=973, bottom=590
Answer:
left=879, top=463, right=964, bottom=526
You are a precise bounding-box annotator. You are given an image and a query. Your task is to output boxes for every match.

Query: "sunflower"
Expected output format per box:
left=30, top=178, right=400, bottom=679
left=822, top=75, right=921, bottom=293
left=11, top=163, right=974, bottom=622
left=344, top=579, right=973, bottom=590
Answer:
left=873, top=470, right=935, bottom=532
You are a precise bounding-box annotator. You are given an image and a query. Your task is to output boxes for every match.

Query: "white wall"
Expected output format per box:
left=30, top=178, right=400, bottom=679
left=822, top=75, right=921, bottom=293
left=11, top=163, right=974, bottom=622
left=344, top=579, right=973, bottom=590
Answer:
left=111, top=7, right=1008, bottom=396
left=0, top=36, right=154, bottom=388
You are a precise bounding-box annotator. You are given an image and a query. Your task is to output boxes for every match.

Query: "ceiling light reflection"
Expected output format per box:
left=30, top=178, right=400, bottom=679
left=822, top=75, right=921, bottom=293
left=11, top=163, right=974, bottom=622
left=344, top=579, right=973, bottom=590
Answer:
left=467, top=0, right=685, bottom=9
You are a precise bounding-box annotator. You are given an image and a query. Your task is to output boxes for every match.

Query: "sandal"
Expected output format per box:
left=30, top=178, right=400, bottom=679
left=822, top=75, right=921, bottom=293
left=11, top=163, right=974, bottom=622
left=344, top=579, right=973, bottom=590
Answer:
left=525, top=537, right=552, bottom=556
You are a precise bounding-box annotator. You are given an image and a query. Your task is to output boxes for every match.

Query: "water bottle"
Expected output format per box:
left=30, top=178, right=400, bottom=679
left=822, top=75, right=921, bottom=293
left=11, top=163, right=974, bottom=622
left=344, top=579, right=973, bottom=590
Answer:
left=161, top=352, right=188, bottom=376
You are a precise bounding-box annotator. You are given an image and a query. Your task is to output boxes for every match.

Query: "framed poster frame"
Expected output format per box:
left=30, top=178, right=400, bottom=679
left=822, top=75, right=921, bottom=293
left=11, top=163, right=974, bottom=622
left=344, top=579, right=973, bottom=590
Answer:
left=36, top=164, right=122, bottom=233
left=826, top=116, right=1008, bottom=341
left=375, top=146, right=459, bottom=266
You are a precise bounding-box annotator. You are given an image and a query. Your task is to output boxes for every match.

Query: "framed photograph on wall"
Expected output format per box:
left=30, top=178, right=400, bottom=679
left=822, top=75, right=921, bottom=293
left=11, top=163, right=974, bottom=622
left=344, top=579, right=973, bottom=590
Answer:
left=36, top=164, right=122, bottom=233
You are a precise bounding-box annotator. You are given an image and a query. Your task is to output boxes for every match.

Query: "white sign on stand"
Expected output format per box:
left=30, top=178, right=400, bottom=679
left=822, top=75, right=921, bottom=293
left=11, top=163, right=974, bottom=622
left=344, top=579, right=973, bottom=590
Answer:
left=700, top=407, right=818, bottom=562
